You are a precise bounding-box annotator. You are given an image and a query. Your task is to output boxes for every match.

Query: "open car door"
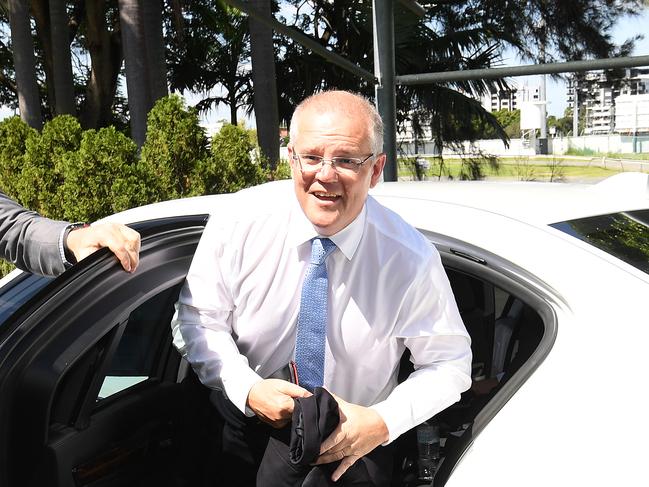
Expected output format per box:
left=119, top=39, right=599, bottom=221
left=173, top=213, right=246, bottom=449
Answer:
left=0, top=215, right=208, bottom=487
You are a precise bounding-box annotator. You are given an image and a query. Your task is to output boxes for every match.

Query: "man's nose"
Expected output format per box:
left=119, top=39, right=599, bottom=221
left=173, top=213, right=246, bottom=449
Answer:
left=316, top=160, right=338, bottom=181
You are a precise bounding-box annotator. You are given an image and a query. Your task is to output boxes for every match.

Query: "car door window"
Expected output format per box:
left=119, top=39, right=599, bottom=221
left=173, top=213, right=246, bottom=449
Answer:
left=0, top=273, right=52, bottom=326
left=97, top=284, right=182, bottom=400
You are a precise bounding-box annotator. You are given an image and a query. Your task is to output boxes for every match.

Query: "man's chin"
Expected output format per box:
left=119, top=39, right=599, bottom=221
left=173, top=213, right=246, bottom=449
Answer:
left=307, top=212, right=342, bottom=236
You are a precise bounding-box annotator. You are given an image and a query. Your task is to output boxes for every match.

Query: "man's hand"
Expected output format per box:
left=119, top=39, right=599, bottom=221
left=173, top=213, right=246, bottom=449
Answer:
left=66, top=223, right=141, bottom=273
left=315, top=395, right=389, bottom=482
left=247, top=379, right=312, bottom=428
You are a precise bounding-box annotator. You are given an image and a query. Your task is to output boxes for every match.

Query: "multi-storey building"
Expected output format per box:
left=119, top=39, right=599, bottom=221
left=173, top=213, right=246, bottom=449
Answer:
left=619, top=68, right=649, bottom=96
left=568, top=68, right=649, bottom=135
left=481, top=82, right=540, bottom=112
left=615, top=94, right=649, bottom=134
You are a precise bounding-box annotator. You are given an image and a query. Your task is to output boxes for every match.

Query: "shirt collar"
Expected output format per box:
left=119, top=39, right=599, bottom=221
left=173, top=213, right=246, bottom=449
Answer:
left=288, top=198, right=367, bottom=261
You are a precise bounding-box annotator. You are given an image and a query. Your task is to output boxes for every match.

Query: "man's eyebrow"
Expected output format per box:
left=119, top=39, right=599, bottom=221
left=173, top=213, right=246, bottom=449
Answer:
left=294, top=145, right=322, bottom=153
left=297, top=144, right=366, bottom=156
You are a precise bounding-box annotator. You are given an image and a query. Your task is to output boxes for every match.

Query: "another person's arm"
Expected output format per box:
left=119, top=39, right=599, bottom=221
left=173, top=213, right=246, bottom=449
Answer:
left=64, top=222, right=140, bottom=273
left=0, top=193, right=140, bottom=275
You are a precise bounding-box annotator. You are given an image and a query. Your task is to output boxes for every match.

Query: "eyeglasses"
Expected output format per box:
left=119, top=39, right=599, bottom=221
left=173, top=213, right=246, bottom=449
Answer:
left=292, top=153, right=375, bottom=174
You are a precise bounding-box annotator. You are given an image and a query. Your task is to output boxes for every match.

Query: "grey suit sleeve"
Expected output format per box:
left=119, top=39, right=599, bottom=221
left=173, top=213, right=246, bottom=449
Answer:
left=0, top=193, right=69, bottom=276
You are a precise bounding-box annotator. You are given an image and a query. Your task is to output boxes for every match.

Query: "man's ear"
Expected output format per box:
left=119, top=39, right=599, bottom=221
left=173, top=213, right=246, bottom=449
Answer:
left=287, top=145, right=296, bottom=169
left=370, top=153, right=386, bottom=188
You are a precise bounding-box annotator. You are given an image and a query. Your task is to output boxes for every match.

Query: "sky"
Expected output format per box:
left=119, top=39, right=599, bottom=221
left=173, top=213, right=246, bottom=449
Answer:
left=2, top=8, right=648, bottom=124
left=513, top=10, right=649, bottom=117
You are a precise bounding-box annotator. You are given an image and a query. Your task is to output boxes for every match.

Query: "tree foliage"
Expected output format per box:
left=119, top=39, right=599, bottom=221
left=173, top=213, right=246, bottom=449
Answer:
left=476, top=109, right=520, bottom=139
left=165, top=0, right=254, bottom=128
left=140, top=94, right=209, bottom=200
left=0, top=95, right=275, bottom=224
left=0, top=0, right=644, bottom=168
left=547, top=111, right=573, bottom=137
left=58, top=126, right=145, bottom=222
left=204, top=123, right=267, bottom=194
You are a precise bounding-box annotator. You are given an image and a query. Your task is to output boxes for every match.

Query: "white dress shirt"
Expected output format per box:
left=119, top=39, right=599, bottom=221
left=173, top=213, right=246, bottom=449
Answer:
left=172, top=182, right=472, bottom=443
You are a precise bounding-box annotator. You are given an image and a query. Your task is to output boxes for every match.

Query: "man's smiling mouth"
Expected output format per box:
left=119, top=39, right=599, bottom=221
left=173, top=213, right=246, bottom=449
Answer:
left=313, top=191, right=341, bottom=201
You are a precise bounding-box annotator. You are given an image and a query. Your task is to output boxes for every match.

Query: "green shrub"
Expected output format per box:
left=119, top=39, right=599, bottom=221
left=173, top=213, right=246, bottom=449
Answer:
left=202, top=123, right=266, bottom=194
left=57, top=126, right=147, bottom=222
left=0, top=260, right=15, bottom=278
left=268, top=159, right=292, bottom=181
left=0, top=116, right=37, bottom=201
left=566, top=147, right=597, bottom=157
left=139, top=95, right=208, bottom=200
left=19, top=116, right=83, bottom=219
left=1, top=102, right=275, bottom=238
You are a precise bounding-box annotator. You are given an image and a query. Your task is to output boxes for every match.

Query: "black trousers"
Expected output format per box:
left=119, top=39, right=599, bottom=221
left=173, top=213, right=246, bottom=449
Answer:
left=178, top=374, right=393, bottom=487
left=258, top=435, right=393, bottom=487
left=210, top=387, right=275, bottom=486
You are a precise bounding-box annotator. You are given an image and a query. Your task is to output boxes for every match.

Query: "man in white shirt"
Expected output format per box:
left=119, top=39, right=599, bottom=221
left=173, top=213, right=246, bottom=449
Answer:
left=172, top=90, right=471, bottom=485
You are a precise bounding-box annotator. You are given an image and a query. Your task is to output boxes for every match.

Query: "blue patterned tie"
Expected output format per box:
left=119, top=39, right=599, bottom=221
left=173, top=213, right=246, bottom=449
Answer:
left=295, top=237, right=337, bottom=392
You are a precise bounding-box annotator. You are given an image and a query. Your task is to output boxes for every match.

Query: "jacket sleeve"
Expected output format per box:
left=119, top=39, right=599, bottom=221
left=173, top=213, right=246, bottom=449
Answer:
left=0, top=192, right=69, bottom=276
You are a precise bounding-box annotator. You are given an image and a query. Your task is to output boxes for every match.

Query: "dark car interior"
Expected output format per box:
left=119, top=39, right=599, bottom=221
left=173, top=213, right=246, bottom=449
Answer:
left=391, top=268, right=545, bottom=486
left=0, top=219, right=548, bottom=487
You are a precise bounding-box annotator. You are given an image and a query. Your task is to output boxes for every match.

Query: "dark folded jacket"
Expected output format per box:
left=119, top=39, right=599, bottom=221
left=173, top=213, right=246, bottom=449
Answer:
left=257, top=387, right=391, bottom=487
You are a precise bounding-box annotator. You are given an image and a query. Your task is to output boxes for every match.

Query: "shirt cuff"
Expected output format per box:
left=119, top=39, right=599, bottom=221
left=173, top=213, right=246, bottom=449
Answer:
left=222, top=367, right=264, bottom=416
left=58, top=226, right=72, bottom=268
left=369, top=401, right=404, bottom=445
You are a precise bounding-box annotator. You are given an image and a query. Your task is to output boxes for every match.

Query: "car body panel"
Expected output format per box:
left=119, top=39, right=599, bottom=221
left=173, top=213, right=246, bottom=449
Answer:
left=1, top=175, right=647, bottom=486
left=97, top=176, right=648, bottom=486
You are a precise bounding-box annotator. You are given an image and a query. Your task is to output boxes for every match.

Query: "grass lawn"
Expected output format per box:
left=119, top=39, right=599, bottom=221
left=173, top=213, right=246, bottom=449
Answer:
left=605, top=153, right=649, bottom=161
left=397, top=158, right=629, bottom=182
left=565, top=148, right=649, bottom=160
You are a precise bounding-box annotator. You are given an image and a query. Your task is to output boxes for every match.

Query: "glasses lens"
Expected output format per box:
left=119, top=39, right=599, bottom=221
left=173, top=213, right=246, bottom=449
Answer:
left=332, top=157, right=361, bottom=173
left=296, top=154, right=366, bottom=174
left=299, top=155, right=323, bottom=173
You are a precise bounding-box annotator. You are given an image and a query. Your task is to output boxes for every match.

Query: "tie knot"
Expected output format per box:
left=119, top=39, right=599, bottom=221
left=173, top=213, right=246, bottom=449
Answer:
left=310, top=237, right=336, bottom=265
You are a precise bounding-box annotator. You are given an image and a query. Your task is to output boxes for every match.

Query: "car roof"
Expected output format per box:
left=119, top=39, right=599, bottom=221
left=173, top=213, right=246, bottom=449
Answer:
left=370, top=172, right=649, bottom=225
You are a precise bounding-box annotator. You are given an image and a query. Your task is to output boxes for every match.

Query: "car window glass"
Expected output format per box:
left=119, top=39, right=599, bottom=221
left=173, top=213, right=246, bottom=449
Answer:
left=550, top=209, right=649, bottom=274
left=97, top=285, right=181, bottom=400
left=0, top=274, right=52, bottom=327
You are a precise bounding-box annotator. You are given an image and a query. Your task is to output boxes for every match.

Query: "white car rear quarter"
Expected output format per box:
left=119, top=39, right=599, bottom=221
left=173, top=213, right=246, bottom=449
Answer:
left=371, top=177, right=648, bottom=486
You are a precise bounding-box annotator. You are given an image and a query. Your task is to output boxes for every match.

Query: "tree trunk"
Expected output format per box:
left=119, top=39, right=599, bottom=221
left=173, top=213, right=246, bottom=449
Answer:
left=141, top=0, right=167, bottom=104
left=118, top=0, right=152, bottom=147
left=169, top=0, right=185, bottom=46
left=248, top=0, right=279, bottom=168
left=31, top=0, right=56, bottom=120
left=230, top=97, right=238, bottom=126
left=7, top=0, right=42, bottom=129
left=48, top=0, right=76, bottom=115
left=80, top=0, right=123, bottom=129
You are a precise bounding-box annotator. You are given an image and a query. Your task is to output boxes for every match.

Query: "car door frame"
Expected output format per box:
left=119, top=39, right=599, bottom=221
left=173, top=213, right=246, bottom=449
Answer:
left=0, top=215, right=208, bottom=487
left=423, top=228, right=561, bottom=485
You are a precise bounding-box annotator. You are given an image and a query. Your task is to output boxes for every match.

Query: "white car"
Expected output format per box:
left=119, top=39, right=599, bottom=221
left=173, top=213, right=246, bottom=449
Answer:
left=0, top=173, right=647, bottom=487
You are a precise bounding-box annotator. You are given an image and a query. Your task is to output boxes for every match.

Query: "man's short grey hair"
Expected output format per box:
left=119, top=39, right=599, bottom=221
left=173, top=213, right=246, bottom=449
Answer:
left=289, top=91, right=384, bottom=155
